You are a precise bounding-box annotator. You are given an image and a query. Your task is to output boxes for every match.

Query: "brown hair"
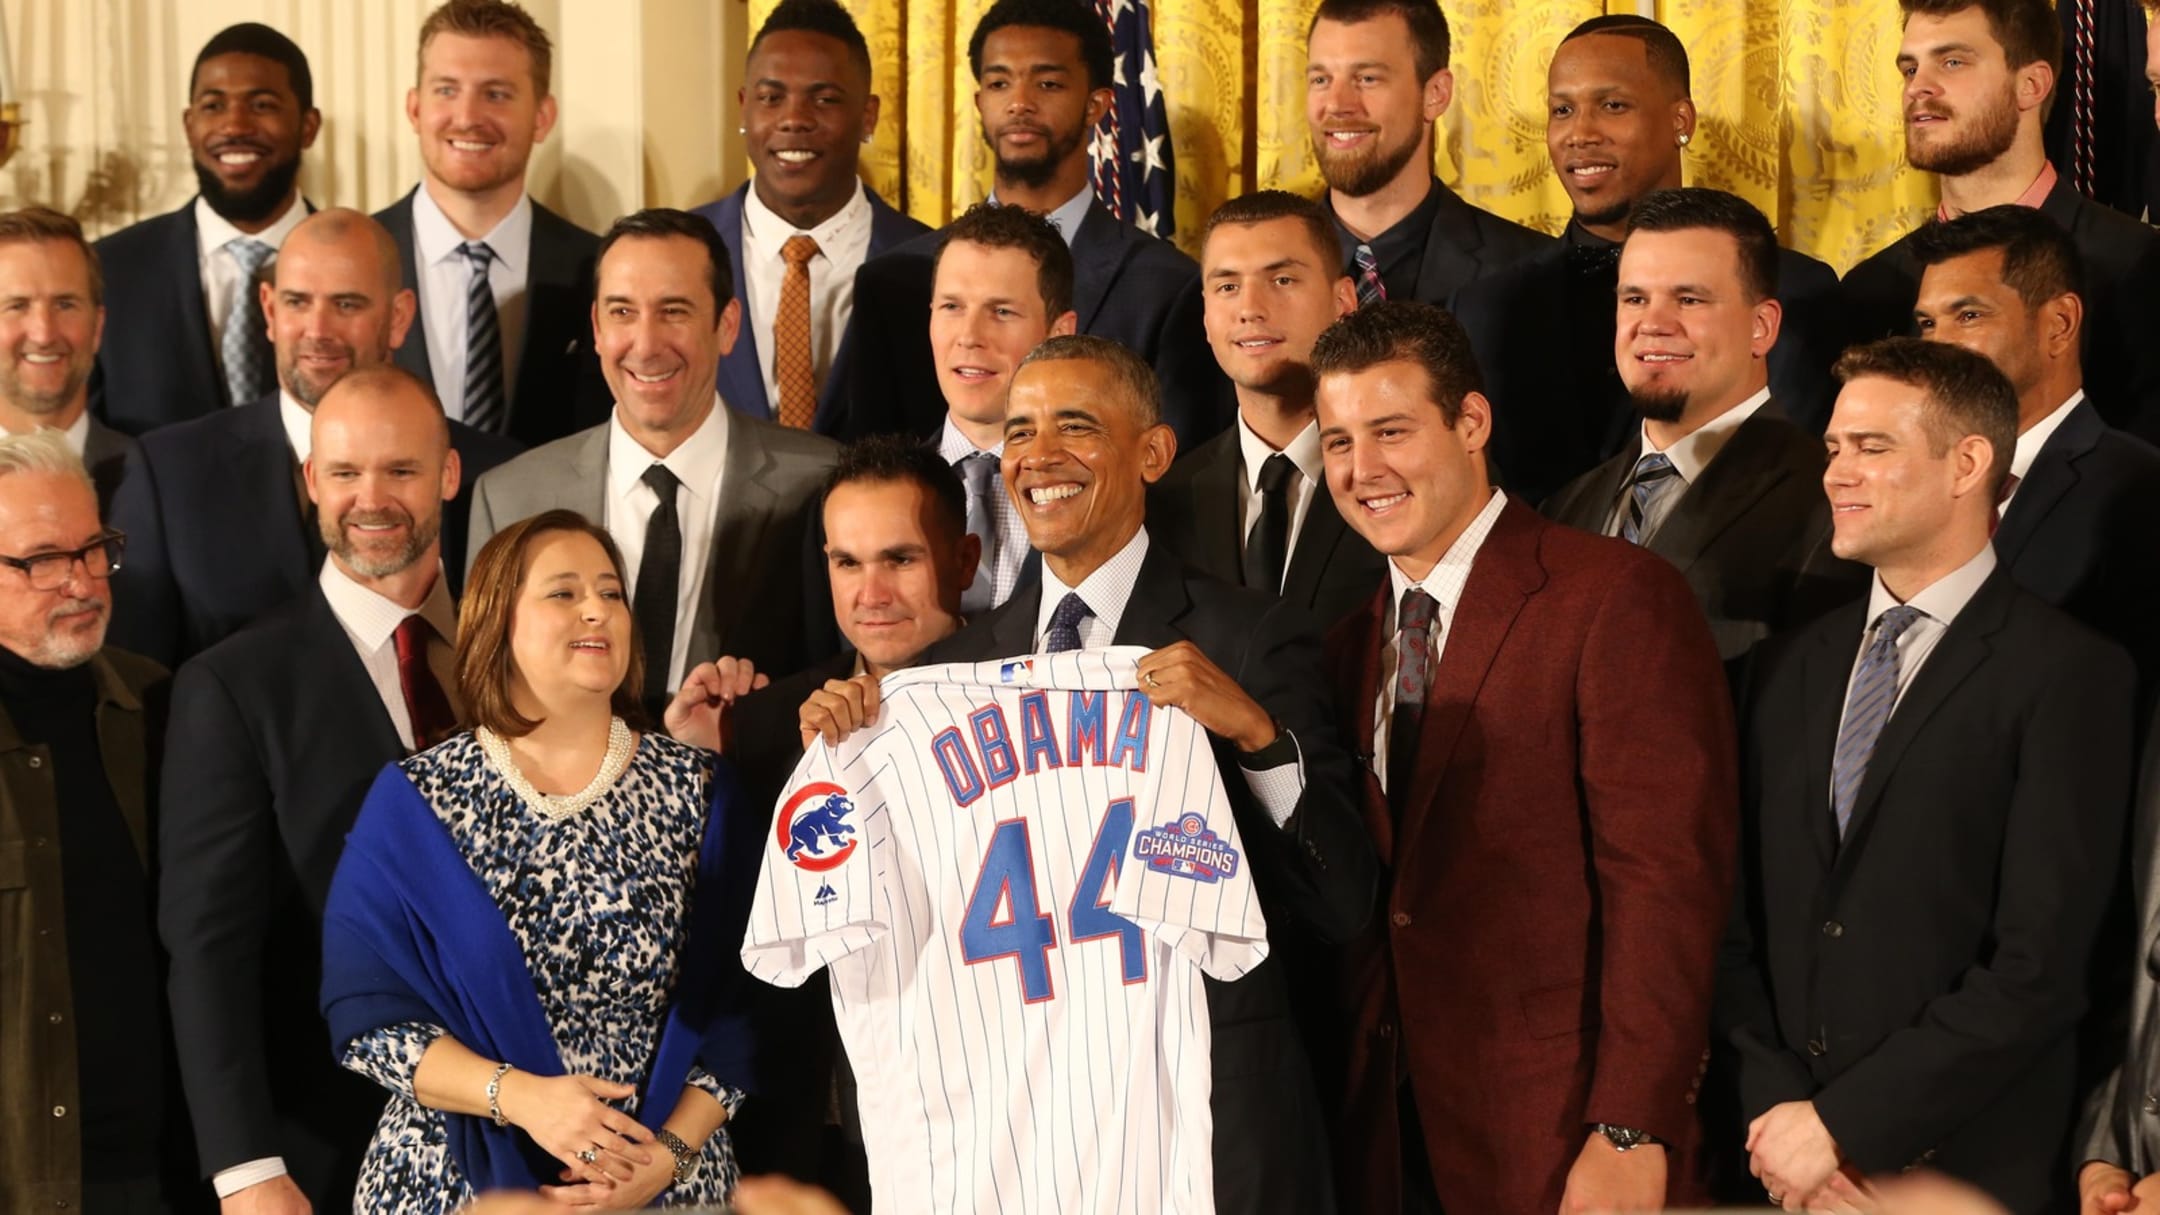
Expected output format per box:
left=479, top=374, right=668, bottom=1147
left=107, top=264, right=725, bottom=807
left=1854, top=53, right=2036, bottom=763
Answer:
left=1833, top=337, right=2019, bottom=497
left=1204, top=190, right=1343, bottom=276
left=1898, top=0, right=2062, bottom=83
left=934, top=203, right=1075, bottom=319
left=457, top=509, right=646, bottom=737
left=0, top=207, right=103, bottom=306
left=1309, top=299, right=1483, bottom=426
left=417, top=0, right=554, bottom=98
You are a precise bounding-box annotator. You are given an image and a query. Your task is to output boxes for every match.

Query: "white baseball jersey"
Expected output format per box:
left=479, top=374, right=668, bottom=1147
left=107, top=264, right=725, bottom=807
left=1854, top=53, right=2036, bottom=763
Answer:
left=741, top=648, right=1268, bottom=1214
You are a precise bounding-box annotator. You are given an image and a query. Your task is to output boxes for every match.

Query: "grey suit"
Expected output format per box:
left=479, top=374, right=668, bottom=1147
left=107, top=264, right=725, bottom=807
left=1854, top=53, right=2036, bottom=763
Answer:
left=466, top=409, right=841, bottom=679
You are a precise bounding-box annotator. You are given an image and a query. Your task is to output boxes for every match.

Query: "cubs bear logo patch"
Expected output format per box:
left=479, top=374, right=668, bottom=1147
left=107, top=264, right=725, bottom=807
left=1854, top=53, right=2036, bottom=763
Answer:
left=777, top=781, right=859, bottom=872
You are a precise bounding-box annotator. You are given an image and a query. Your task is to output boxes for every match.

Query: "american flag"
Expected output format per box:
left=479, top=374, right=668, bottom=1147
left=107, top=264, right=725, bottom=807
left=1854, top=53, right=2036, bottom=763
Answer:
left=1088, top=0, right=1176, bottom=239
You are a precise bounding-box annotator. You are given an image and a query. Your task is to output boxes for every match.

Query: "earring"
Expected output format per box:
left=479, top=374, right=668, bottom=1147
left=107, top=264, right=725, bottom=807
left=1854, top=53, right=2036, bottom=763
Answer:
left=1677, top=132, right=1692, bottom=147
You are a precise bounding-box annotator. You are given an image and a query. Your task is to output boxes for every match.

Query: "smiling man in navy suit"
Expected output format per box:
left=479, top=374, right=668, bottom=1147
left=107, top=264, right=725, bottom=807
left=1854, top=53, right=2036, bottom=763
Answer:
left=692, top=0, right=927, bottom=433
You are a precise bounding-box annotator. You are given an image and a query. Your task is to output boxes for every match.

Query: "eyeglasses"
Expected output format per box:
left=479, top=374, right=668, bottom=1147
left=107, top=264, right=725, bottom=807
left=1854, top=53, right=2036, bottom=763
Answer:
left=0, top=531, right=127, bottom=591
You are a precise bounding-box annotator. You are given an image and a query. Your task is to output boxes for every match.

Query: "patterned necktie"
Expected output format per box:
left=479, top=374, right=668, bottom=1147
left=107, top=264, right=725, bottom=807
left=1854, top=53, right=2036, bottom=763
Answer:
left=1353, top=243, right=1386, bottom=309
left=1243, top=453, right=1296, bottom=594
left=1619, top=452, right=1680, bottom=545
left=775, top=235, right=821, bottom=429
left=1830, top=605, right=1924, bottom=837
left=460, top=242, right=506, bottom=433
left=392, top=613, right=458, bottom=751
left=1044, top=591, right=1093, bottom=653
left=1388, top=588, right=1440, bottom=816
left=959, top=452, right=1001, bottom=614
left=222, top=238, right=275, bottom=405
left=634, top=464, right=684, bottom=715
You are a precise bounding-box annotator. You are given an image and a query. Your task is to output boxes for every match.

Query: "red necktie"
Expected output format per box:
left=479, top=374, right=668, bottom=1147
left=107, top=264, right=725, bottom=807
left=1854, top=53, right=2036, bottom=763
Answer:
left=393, top=614, right=458, bottom=750
left=1991, top=471, right=2022, bottom=537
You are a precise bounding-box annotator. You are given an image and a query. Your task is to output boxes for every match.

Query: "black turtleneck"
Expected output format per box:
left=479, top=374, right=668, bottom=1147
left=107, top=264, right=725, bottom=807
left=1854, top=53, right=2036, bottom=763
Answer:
left=0, top=645, right=162, bottom=1181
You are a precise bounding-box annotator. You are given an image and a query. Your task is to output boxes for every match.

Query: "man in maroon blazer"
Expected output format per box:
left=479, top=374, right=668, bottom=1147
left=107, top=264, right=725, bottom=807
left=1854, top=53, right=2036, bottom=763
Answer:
left=1308, top=299, right=1739, bottom=1214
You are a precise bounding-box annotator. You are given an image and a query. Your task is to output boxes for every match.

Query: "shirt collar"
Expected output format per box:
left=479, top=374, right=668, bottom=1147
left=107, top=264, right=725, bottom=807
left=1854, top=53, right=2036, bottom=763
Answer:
left=1236, top=414, right=1323, bottom=496
left=1937, top=161, right=2059, bottom=221
left=1638, top=386, right=1772, bottom=484
left=937, top=413, right=1002, bottom=461
left=194, top=192, right=309, bottom=261
left=318, top=556, right=456, bottom=651
left=1386, top=487, right=1507, bottom=619
left=59, top=409, right=90, bottom=457
left=989, top=185, right=1095, bottom=248
left=1863, top=542, right=1998, bottom=629
left=280, top=390, right=314, bottom=463
left=743, top=179, right=871, bottom=251
left=1329, top=176, right=1441, bottom=253
left=2011, top=389, right=2083, bottom=483
left=1036, top=526, right=1150, bottom=645
left=412, top=182, right=533, bottom=272
left=607, top=398, right=730, bottom=501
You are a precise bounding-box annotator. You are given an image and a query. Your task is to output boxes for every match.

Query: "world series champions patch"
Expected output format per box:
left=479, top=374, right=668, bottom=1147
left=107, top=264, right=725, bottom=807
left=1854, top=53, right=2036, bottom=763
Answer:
left=1131, top=813, right=1240, bottom=883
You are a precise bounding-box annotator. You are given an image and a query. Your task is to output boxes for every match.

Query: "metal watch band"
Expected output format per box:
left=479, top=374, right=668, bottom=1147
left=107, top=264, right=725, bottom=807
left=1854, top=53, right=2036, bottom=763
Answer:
left=655, top=1127, right=696, bottom=1186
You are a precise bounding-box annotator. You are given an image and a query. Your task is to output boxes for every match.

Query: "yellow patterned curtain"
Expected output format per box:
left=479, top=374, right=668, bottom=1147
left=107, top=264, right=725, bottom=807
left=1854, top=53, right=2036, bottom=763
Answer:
left=757, top=0, right=1941, bottom=272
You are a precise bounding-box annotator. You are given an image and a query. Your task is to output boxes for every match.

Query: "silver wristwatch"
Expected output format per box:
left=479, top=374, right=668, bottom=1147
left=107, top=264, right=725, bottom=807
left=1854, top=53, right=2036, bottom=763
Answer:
left=1595, top=1123, right=1661, bottom=1152
left=654, top=1128, right=697, bottom=1187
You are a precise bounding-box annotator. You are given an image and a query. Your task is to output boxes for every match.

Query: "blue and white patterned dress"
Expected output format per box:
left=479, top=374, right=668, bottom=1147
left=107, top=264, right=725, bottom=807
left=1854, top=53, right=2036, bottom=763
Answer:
left=338, top=730, right=744, bottom=1213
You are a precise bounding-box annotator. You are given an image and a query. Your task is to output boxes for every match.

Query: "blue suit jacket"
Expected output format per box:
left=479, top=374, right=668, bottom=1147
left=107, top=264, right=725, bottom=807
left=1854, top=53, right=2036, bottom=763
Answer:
left=107, top=392, right=523, bottom=667
left=690, top=183, right=929, bottom=433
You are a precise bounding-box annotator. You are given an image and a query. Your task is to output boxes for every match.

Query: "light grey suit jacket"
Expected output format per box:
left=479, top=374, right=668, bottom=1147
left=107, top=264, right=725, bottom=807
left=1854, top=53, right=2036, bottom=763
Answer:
left=466, top=408, right=840, bottom=678
left=2078, top=711, right=2160, bottom=1174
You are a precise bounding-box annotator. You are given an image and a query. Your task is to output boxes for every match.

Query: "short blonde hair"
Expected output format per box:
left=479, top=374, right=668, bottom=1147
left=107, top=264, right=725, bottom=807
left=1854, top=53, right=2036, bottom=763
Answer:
left=456, top=510, right=647, bottom=737
left=0, top=429, right=95, bottom=497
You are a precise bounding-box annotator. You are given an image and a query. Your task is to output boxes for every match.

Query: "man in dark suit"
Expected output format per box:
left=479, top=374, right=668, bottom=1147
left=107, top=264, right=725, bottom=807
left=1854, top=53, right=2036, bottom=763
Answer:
left=108, top=208, right=520, bottom=668
left=92, top=24, right=320, bottom=436
left=0, top=207, right=137, bottom=512
left=467, top=209, right=839, bottom=717
left=810, top=335, right=1378, bottom=1213
left=2075, top=717, right=2160, bottom=1213
left=691, top=0, right=928, bottom=431
left=1303, top=0, right=1550, bottom=305
left=1311, top=300, right=1737, bottom=1214
left=1908, top=204, right=2160, bottom=689
left=1151, top=191, right=1384, bottom=633
left=1841, top=0, right=2160, bottom=441
left=162, top=368, right=470, bottom=1214
left=1453, top=17, right=1845, bottom=503
left=1545, top=188, right=1863, bottom=664
left=375, top=0, right=609, bottom=448
left=1716, top=338, right=2134, bottom=1214
left=831, top=0, right=1230, bottom=449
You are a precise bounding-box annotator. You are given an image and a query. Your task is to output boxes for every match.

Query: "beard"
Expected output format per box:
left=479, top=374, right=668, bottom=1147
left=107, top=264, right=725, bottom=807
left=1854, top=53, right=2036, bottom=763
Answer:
left=326, top=505, right=439, bottom=578
left=988, top=122, right=1091, bottom=191
left=194, top=150, right=305, bottom=226
left=1906, top=86, right=2020, bottom=177
left=1630, top=386, right=1690, bottom=424
left=0, top=348, right=92, bottom=416
left=24, top=598, right=108, bottom=669
left=280, top=339, right=368, bottom=407
left=1315, top=125, right=1425, bottom=198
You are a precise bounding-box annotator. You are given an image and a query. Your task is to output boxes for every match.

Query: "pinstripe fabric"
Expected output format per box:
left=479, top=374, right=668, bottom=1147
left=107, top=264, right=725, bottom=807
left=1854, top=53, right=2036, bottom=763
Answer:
left=459, top=242, right=506, bottom=434
left=1831, top=605, right=1923, bottom=836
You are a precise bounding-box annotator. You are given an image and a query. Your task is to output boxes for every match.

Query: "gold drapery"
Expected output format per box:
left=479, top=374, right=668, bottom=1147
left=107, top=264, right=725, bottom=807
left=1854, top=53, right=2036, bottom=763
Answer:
left=770, top=0, right=1943, bottom=272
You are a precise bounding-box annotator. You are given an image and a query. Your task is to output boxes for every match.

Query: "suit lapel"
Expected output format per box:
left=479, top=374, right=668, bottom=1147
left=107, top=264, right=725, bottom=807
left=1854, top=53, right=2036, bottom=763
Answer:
left=165, top=204, right=226, bottom=407
left=1414, top=182, right=1486, bottom=300
left=1338, top=584, right=1394, bottom=865
left=383, top=191, right=438, bottom=390
left=1993, top=401, right=2101, bottom=564
left=233, top=397, right=315, bottom=588
left=307, top=588, right=407, bottom=760
left=1187, top=435, right=1246, bottom=587
left=711, top=187, right=772, bottom=420
left=1109, top=545, right=1193, bottom=651
left=1070, top=204, right=1134, bottom=332
left=1397, top=502, right=1544, bottom=866
left=698, top=418, right=784, bottom=662
left=1649, top=412, right=1796, bottom=571
left=512, top=203, right=595, bottom=425
left=1284, top=481, right=1352, bottom=606
left=1800, top=611, right=1865, bottom=866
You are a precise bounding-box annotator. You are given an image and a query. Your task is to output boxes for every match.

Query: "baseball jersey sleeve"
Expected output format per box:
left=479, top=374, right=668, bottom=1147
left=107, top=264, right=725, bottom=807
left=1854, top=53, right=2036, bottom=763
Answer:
left=1109, top=708, right=1270, bottom=982
left=740, top=742, right=890, bottom=988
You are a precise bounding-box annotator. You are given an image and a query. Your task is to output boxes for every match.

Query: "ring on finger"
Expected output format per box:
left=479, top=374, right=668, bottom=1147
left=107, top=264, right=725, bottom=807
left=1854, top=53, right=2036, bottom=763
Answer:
left=1766, top=1192, right=1782, bottom=1205
left=1143, top=672, right=1160, bottom=689
left=577, top=1146, right=599, bottom=1165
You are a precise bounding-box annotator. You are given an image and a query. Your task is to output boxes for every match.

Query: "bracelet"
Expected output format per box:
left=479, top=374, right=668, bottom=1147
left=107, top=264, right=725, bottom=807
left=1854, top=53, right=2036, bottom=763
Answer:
left=654, top=1127, right=696, bottom=1187
left=486, top=1062, right=514, bottom=1127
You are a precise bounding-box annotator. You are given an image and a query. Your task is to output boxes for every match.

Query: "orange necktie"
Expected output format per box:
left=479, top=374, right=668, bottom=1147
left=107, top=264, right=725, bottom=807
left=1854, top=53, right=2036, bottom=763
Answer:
left=775, top=235, right=820, bottom=429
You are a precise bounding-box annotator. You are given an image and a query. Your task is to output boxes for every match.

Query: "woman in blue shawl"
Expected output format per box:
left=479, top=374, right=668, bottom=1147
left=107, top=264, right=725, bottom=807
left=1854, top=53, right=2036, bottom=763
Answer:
left=321, top=511, right=758, bottom=1211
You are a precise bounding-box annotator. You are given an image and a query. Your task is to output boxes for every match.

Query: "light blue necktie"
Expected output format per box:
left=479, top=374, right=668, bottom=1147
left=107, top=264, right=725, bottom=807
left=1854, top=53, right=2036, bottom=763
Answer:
left=1619, top=452, right=1680, bottom=545
left=1831, top=605, right=1924, bottom=836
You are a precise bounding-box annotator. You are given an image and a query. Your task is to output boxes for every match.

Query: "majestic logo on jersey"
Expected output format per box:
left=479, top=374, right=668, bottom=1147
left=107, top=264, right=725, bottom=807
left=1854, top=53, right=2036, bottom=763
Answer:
left=1132, top=813, right=1240, bottom=883
left=813, top=882, right=839, bottom=907
left=778, top=782, right=859, bottom=872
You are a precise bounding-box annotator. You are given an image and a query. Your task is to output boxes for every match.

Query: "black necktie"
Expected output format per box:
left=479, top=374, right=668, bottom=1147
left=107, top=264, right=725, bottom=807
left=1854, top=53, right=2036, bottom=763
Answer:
left=1243, top=453, right=1296, bottom=594
left=634, top=464, right=683, bottom=715
left=1566, top=240, right=1620, bottom=278
left=1389, top=589, right=1440, bottom=819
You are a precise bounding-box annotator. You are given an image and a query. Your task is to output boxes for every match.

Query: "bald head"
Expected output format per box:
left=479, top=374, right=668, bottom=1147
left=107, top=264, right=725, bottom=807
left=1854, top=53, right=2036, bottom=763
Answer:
left=307, top=365, right=460, bottom=582
left=265, top=209, right=418, bottom=408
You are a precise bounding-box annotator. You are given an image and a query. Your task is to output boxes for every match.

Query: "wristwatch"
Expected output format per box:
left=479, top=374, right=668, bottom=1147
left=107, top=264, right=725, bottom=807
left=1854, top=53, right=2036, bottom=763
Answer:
left=655, top=1128, right=697, bottom=1187
left=1595, top=1123, right=1662, bottom=1153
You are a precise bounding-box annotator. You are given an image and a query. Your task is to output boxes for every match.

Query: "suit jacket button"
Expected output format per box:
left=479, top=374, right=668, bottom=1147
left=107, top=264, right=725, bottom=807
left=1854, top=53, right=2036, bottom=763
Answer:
left=1806, top=1038, right=1827, bottom=1056
left=1377, top=1023, right=1394, bottom=1039
left=2144, top=1094, right=2159, bottom=1115
left=1822, top=920, right=1844, bottom=938
left=1390, top=911, right=1412, bottom=928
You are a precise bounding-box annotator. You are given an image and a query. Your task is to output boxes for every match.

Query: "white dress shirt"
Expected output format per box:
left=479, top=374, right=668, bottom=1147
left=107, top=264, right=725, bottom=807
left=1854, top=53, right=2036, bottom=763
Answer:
left=411, top=184, right=534, bottom=423
left=937, top=415, right=1029, bottom=607
left=58, top=409, right=89, bottom=456
left=1034, top=526, right=1306, bottom=824
left=195, top=194, right=309, bottom=389
left=740, top=182, right=872, bottom=414
left=1236, top=415, right=1325, bottom=591
left=603, top=402, right=731, bottom=692
left=211, top=559, right=457, bottom=1198
left=278, top=390, right=314, bottom=463
left=987, top=184, right=1094, bottom=249
left=1605, top=386, right=1772, bottom=538
left=1371, top=487, right=1508, bottom=791
left=2002, top=389, right=2083, bottom=514
left=1837, top=543, right=1998, bottom=741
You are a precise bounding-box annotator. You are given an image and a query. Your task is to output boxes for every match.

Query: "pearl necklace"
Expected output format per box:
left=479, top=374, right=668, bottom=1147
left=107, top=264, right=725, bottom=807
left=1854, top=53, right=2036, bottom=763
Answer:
left=476, top=717, right=636, bottom=822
